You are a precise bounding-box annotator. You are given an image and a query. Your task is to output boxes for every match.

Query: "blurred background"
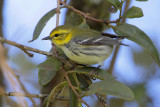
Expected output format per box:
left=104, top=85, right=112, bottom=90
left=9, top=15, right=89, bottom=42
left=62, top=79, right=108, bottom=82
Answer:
left=0, top=0, right=160, bottom=107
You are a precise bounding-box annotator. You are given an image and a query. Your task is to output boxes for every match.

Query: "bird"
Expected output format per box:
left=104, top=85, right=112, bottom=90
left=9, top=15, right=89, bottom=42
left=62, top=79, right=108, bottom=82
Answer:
left=42, top=25, right=126, bottom=66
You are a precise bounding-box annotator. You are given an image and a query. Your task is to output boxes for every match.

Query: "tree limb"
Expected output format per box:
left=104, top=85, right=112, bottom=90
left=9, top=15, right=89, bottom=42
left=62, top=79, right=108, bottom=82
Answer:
left=56, top=0, right=60, bottom=27
left=0, top=89, right=69, bottom=101
left=0, top=37, right=53, bottom=57
left=61, top=1, right=119, bottom=25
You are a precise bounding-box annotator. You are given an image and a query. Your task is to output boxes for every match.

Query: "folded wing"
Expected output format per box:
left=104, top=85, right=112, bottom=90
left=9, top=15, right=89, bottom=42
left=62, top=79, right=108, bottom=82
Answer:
left=73, top=36, right=127, bottom=46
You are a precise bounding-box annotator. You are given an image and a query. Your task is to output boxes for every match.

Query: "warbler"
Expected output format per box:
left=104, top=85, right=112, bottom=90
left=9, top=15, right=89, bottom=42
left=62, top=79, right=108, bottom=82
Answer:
left=42, top=25, right=125, bottom=65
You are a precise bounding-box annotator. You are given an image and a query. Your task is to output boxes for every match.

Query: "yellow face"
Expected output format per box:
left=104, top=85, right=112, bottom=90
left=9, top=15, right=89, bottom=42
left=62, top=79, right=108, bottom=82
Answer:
left=42, top=25, right=76, bottom=46
left=49, top=28, right=72, bottom=46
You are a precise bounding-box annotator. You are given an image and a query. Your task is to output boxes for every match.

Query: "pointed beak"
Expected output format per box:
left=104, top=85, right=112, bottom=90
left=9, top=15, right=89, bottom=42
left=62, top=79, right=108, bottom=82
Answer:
left=42, top=36, right=51, bottom=40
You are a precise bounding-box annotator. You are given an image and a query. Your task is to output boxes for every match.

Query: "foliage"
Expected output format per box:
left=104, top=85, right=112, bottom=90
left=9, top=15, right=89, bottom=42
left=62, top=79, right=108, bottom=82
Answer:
left=114, top=23, right=160, bottom=66
left=38, top=58, right=62, bottom=86
left=69, top=67, right=134, bottom=100
left=123, top=6, right=143, bottom=18
left=31, top=0, right=159, bottom=106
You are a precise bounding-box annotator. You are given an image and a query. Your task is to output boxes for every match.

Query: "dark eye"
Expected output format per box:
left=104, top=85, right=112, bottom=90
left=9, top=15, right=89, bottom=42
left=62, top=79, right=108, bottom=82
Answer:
left=55, top=34, right=60, bottom=37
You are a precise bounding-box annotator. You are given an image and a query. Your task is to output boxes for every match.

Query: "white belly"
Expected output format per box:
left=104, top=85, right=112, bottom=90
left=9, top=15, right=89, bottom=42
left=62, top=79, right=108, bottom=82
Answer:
left=62, top=45, right=113, bottom=65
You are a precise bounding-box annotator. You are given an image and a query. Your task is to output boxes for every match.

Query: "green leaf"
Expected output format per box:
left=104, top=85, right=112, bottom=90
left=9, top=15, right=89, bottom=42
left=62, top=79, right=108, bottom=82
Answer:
left=30, top=8, right=62, bottom=42
left=46, top=81, right=68, bottom=107
left=84, top=77, right=134, bottom=100
left=38, top=58, right=62, bottom=86
left=65, top=11, right=84, bottom=26
left=68, top=67, right=104, bottom=80
left=113, top=23, right=160, bottom=66
left=68, top=74, right=78, bottom=107
left=123, top=6, right=143, bottom=18
left=69, top=88, right=78, bottom=107
left=107, top=0, right=121, bottom=9
left=65, top=11, right=90, bottom=29
left=38, top=58, right=62, bottom=70
left=70, top=67, right=134, bottom=100
left=77, top=19, right=90, bottom=29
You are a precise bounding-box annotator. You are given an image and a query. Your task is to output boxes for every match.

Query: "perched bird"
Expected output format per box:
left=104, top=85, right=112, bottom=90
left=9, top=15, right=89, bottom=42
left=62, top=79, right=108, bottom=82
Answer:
left=42, top=25, right=126, bottom=66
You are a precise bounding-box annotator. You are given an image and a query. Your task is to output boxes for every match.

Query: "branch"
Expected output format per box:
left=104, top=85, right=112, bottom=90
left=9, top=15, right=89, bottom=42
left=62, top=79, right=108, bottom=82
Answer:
left=61, top=1, right=118, bottom=25
left=16, top=76, right=36, bottom=106
left=0, top=90, right=69, bottom=101
left=0, top=37, right=53, bottom=57
left=61, top=68, right=90, bottom=107
left=0, top=37, right=70, bottom=68
left=56, top=0, right=60, bottom=27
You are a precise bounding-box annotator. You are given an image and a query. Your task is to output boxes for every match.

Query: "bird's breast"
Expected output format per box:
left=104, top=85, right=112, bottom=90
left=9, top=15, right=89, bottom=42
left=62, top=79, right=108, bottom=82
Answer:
left=62, top=43, right=113, bottom=65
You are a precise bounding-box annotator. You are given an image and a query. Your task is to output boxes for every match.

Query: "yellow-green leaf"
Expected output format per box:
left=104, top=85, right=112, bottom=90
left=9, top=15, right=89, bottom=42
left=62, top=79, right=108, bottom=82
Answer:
left=77, top=19, right=90, bottom=29
left=69, top=67, right=134, bottom=100
left=123, top=6, right=143, bottom=18
left=68, top=67, right=104, bottom=80
left=114, top=23, right=160, bottom=66
left=46, top=81, right=68, bottom=107
left=85, top=79, right=134, bottom=100
left=38, top=58, right=62, bottom=86
left=65, top=11, right=84, bottom=26
left=107, top=0, right=121, bottom=10
left=30, top=8, right=63, bottom=42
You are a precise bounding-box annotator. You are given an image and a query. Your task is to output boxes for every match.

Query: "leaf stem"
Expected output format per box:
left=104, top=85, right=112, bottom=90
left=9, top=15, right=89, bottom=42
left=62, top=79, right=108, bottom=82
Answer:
left=62, top=68, right=90, bottom=107
left=0, top=89, right=69, bottom=101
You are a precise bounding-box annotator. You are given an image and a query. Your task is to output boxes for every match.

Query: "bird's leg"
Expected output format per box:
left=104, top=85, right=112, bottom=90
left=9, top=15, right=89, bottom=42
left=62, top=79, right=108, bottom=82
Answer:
left=89, top=65, right=101, bottom=80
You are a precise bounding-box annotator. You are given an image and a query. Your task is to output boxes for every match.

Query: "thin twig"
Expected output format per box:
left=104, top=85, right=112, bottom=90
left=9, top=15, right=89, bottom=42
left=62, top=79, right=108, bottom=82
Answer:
left=0, top=37, right=53, bottom=56
left=0, top=37, right=70, bottom=66
left=16, top=76, right=36, bottom=106
left=61, top=68, right=90, bottom=107
left=56, top=0, right=60, bottom=27
left=121, top=0, right=131, bottom=23
left=0, top=90, right=69, bottom=101
left=61, top=1, right=118, bottom=25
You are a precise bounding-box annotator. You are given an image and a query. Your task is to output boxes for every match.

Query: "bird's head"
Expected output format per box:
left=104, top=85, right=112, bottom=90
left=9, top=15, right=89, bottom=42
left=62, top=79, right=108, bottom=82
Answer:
left=42, top=25, right=75, bottom=46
